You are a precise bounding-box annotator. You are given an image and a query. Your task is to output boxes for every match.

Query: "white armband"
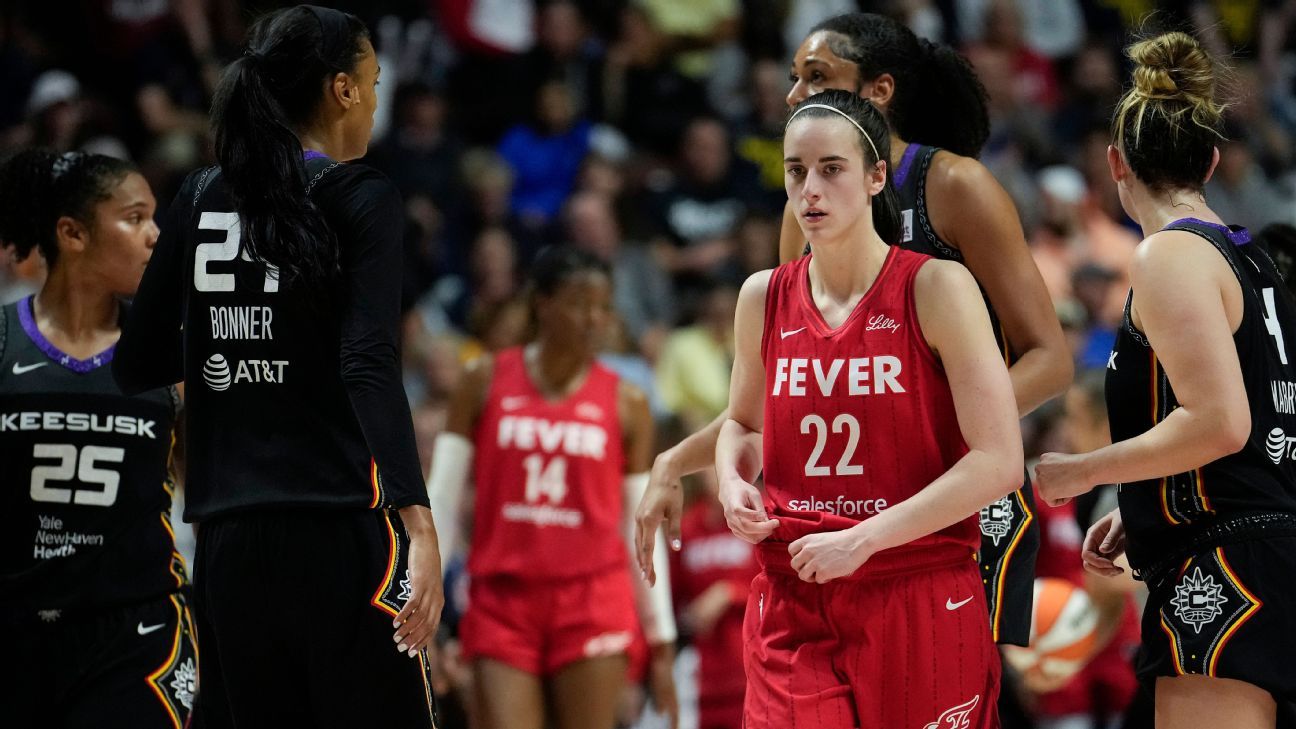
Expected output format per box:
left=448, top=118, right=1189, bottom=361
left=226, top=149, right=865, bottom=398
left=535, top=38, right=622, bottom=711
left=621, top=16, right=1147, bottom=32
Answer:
left=623, top=471, right=678, bottom=644
left=427, top=432, right=473, bottom=570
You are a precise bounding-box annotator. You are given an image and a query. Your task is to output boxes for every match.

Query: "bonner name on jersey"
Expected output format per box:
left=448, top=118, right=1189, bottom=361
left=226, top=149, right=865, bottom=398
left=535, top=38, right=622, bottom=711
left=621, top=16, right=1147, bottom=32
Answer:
left=771, top=356, right=906, bottom=397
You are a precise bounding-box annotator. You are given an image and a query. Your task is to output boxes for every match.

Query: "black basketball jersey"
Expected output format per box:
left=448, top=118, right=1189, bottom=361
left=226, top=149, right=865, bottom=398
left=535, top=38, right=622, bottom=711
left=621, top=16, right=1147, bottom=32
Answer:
left=891, top=143, right=1012, bottom=362
left=1107, top=219, right=1296, bottom=577
left=0, top=298, right=184, bottom=612
left=113, top=156, right=429, bottom=521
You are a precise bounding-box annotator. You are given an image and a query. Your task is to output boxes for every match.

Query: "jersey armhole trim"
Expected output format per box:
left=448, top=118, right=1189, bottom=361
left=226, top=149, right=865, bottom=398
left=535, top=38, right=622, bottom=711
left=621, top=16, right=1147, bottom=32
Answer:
left=907, top=257, right=945, bottom=370
left=0, top=303, right=7, bottom=362
left=760, top=265, right=784, bottom=360
left=916, top=148, right=963, bottom=262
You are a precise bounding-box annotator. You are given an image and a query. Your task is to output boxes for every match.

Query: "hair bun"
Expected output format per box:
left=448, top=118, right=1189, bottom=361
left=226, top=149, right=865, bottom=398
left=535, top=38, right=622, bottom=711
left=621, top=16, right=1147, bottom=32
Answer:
left=1128, top=31, right=1215, bottom=103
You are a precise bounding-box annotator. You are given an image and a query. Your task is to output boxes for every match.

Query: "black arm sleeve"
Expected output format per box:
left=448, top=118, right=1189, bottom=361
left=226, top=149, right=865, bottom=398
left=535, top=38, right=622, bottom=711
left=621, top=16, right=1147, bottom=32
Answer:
left=332, top=171, right=429, bottom=509
left=113, top=172, right=196, bottom=395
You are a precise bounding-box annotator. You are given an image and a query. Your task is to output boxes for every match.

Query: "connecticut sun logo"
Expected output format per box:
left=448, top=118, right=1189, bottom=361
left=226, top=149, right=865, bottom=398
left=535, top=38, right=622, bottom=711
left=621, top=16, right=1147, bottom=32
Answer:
left=1170, top=567, right=1228, bottom=634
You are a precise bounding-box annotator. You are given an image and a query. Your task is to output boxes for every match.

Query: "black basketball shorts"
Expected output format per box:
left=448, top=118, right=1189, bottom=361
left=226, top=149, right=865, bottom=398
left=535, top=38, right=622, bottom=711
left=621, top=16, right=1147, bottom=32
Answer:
left=978, top=473, right=1039, bottom=646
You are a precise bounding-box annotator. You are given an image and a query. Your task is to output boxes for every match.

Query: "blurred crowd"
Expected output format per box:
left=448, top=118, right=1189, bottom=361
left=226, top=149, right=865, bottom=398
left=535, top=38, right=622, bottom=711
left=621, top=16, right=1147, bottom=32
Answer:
left=3, top=1, right=1296, bottom=727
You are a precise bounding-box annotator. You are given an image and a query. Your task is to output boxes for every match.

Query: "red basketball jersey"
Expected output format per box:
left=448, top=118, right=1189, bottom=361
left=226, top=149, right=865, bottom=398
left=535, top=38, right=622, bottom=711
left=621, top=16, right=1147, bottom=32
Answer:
left=671, top=501, right=758, bottom=709
left=759, top=248, right=978, bottom=577
left=470, top=347, right=626, bottom=579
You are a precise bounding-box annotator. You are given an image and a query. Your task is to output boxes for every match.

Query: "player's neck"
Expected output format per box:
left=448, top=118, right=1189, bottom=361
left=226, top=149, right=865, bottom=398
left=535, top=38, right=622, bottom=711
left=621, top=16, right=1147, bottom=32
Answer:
left=33, top=270, right=120, bottom=354
left=806, top=227, right=890, bottom=305
left=526, top=340, right=590, bottom=399
left=298, top=124, right=346, bottom=162
left=1128, top=184, right=1223, bottom=239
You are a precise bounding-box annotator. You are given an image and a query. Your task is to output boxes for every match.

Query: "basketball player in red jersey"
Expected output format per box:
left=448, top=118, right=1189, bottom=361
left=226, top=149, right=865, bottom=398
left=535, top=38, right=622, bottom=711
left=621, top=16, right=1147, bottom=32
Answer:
left=669, top=470, right=758, bottom=729
left=638, top=14, right=1065, bottom=649
left=716, top=89, right=1023, bottom=729
left=425, top=246, right=678, bottom=729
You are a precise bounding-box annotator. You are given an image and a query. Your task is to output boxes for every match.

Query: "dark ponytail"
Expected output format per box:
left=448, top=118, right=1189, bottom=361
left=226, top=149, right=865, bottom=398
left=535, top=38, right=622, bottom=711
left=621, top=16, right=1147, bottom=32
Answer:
left=811, top=13, right=990, bottom=158
left=787, top=90, right=904, bottom=244
left=210, top=5, right=369, bottom=290
left=0, top=148, right=136, bottom=267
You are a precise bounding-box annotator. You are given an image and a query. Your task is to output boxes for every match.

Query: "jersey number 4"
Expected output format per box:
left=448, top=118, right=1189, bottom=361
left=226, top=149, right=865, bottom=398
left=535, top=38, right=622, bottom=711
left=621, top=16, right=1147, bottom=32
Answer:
left=30, top=444, right=125, bottom=506
left=801, top=414, right=864, bottom=477
left=194, top=212, right=281, bottom=293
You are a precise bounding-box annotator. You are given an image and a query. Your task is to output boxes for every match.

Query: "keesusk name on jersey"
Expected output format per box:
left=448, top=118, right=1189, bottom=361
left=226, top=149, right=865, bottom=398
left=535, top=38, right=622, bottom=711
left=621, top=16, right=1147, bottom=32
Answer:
left=771, top=356, right=906, bottom=397
left=0, top=411, right=157, bottom=438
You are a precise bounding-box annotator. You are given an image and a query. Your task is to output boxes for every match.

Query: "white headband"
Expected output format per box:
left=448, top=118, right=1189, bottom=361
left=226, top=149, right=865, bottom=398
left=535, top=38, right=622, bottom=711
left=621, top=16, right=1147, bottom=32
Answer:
left=786, top=103, right=881, bottom=162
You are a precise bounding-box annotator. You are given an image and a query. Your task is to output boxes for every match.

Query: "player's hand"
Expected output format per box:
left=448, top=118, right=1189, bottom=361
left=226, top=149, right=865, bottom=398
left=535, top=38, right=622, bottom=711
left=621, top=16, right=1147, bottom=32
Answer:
left=647, top=641, right=679, bottom=729
left=789, top=525, right=873, bottom=583
left=635, top=453, right=685, bottom=586
left=1081, top=508, right=1127, bottom=578
left=1035, top=451, right=1095, bottom=507
left=718, top=476, right=779, bottom=544
left=393, top=506, right=445, bottom=658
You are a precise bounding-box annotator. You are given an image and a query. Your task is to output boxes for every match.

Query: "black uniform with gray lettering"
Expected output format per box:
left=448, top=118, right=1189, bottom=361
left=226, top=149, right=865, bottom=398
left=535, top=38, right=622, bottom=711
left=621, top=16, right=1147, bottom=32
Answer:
left=890, top=142, right=1040, bottom=647
left=113, top=156, right=437, bottom=726
left=1107, top=219, right=1296, bottom=697
left=0, top=299, right=198, bottom=727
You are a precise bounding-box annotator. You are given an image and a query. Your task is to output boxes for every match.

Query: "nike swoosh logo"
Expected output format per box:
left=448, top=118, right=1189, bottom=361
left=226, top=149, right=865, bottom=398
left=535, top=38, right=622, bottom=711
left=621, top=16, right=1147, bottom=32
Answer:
left=780, top=327, right=806, bottom=339
left=12, top=362, right=48, bottom=375
left=137, top=622, right=167, bottom=635
left=946, top=596, right=974, bottom=611
left=501, top=396, right=529, bottom=411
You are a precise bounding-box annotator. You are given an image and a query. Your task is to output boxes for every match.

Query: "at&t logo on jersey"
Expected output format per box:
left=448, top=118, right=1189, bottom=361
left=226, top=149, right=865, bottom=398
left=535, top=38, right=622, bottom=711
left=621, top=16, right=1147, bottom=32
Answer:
left=1266, top=427, right=1296, bottom=464
left=202, top=353, right=288, bottom=390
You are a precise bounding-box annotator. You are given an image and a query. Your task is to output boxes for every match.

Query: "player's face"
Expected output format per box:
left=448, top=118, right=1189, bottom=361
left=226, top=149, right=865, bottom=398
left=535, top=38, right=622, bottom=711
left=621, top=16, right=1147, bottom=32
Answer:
left=787, top=31, right=861, bottom=108
left=340, top=39, right=380, bottom=161
left=784, top=116, right=885, bottom=244
left=84, top=172, right=158, bottom=297
left=537, top=271, right=613, bottom=357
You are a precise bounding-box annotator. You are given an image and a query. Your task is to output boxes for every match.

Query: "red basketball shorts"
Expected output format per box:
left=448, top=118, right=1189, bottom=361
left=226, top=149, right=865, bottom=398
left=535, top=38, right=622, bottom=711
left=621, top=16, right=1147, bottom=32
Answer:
left=742, top=558, right=1001, bottom=729
left=461, top=568, right=638, bottom=677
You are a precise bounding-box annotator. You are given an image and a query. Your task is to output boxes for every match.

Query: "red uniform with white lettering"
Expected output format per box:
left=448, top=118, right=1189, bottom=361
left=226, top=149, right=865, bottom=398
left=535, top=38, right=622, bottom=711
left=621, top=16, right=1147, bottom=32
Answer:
left=671, top=501, right=758, bottom=729
left=460, top=347, right=638, bottom=675
left=744, top=249, right=1000, bottom=729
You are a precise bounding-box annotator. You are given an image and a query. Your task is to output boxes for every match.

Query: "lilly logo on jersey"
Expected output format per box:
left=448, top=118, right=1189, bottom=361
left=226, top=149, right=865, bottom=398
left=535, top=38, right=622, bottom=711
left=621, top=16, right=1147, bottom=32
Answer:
left=202, top=353, right=289, bottom=391
left=771, top=357, right=905, bottom=397
left=1266, top=427, right=1296, bottom=465
left=865, top=314, right=900, bottom=332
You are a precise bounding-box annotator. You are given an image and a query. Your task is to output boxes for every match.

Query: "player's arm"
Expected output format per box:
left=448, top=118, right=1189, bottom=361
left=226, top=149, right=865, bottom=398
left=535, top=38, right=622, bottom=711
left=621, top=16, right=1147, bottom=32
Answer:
left=716, top=270, right=779, bottom=544
left=931, top=154, right=1073, bottom=415
left=1037, top=231, right=1249, bottom=504
left=620, top=381, right=679, bottom=727
left=426, top=355, right=492, bottom=571
left=635, top=410, right=725, bottom=584
left=115, top=174, right=196, bottom=394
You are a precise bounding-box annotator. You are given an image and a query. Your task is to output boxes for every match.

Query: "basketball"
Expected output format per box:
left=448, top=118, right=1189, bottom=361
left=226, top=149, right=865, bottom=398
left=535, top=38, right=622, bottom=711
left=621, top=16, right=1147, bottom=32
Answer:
left=1002, top=578, right=1100, bottom=682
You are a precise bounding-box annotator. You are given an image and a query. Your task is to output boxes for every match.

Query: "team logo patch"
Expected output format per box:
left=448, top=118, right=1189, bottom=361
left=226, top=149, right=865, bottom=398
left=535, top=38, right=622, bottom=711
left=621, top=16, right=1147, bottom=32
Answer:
left=1170, top=567, right=1228, bottom=634
left=398, top=570, right=413, bottom=602
left=583, top=631, right=633, bottom=658
left=979, top=496, right=1014, bottom=546
left=168, top=657, right=197, bottom=710
left=924, top=695, right=980, bottom=729
left=1159, top=550, right=1261, bottom=676
left=38, top=609, right=61, bottom=623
